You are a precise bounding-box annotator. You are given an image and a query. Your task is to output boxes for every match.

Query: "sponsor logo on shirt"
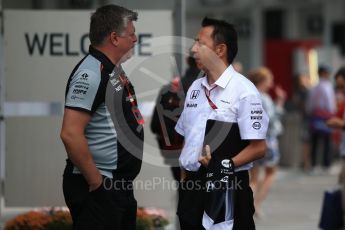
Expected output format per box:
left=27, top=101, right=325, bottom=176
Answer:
left=252, top=122, right=261, bottom=130
left=75, top=81, right=89, bottom=86
left=109, top=71, right=115, bottom=78
left=251, top=116, right=263, bottom=120
left=72, top=89, right=87, bottom=95
left=74, top=84, right=89, bottom=90
left=220, top=100, right=230, bottom=104
left=251, top=109, right=263, bottom=114
left=80, top=73, right=88, bottom=80
left=190, top=90, right=200, bottom=99
left=110, top=78, right=120, bottom=87
left=71, top=95, right=84, bottom=100
left=186, top=103, right=197, bottom=108
left=115, top=85, right=122, bottom=92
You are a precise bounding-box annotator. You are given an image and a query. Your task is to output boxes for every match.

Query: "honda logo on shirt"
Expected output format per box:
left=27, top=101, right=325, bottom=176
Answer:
left=190, top=90, right=200, bottom=99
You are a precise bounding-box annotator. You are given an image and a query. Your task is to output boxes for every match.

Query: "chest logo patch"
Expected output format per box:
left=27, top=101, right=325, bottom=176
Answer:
left=187, top=103, right=197, bottom=108
left=220, top=100, right=230, bottom=104
left=190, top=90, right=200, bottom=99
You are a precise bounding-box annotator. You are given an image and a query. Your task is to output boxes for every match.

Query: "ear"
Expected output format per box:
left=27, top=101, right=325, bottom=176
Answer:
left=215, top=43, right=227, bottom=58
left=110, top=32, right=120, bottom=46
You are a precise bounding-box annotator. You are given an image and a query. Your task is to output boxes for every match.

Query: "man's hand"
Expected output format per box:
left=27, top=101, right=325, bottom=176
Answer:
left=326, top=117, right=345, bottom=128
left=198, top=145, right=211, bottom=167
left=88, top=174, right=103, bottom=192
left=180, top=169, right=187, bottom=182
left=275, top=85, right=287, bottom=106
left=339, top=161, right=345, bottom=185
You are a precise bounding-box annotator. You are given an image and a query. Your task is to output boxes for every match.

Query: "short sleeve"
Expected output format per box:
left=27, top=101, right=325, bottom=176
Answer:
left=65, top=69, right=101, bottom=113
left=175, top=109, right=185, bottom=136
left=237, top=94, right=269, bottom=140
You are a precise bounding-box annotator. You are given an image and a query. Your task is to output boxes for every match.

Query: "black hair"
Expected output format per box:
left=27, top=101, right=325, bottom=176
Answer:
left=335, top=66, right=345, bottom=80
left=201, top=17, right=238, bottom=64
left=89, top=4, right=138, bottom=46
left=318, top=64, right=331, bottom=75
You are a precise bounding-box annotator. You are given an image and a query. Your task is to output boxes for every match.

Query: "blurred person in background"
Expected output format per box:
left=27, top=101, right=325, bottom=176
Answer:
left=248, top=67, right=286, bottom=218
left=332, top=78, right=345, bottom=157
left=150, top=56, right=200, bottom=230
left=150, top=55, right=200, bottom=182
left=326, top=66, right=345, bottom=222
left=232, top=61, right=244, bottom=73
left=295, top=74, right=312, bottom=172
left=307, top=65, right=336, bottom=173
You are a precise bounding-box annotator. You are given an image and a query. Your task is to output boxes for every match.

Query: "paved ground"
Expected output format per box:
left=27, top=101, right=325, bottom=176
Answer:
left=0, top=162, right=341, bottom=230
left=255, top=165, right=339, bottom=230
left=137, top=161, right=340, bottom=230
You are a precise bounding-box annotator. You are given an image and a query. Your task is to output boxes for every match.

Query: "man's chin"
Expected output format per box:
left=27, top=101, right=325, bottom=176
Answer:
left=119, top=49, right=134, bottom=63
left=196, top=61, right=204, bottom=70
left=119, top=55, right=132, bottom=64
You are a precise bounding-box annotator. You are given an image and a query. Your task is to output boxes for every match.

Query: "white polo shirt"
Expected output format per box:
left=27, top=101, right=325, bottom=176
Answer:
left=175, top=65, right=269, bottom=172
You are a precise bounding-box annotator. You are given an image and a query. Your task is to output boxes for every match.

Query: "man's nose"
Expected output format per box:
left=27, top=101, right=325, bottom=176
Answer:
left=191, top=43, right=197, bottom=54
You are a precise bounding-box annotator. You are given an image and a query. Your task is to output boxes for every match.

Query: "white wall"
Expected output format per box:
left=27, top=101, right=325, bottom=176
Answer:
left=3, top=9, right=174, bottom=207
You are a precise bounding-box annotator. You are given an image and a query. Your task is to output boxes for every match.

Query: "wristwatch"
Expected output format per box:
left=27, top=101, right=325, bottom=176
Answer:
left=220, top=158, right=235, bottom=176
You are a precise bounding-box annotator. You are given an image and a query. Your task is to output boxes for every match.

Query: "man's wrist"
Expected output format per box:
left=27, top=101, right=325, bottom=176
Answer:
left=88, top=174, right=103, bottom=191
left=89, top=181, right=103, bottom=191
left=229, top=158, right=235, bottom=173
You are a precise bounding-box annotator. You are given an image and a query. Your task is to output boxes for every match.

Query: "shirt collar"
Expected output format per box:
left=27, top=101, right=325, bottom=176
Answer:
left=201, top=65, right=235, bottom=90
left=89, top=45, right=115, bottom=73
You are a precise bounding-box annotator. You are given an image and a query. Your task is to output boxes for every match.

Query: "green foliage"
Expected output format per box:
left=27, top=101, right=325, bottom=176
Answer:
left=136, top=216, right=153, bottom=230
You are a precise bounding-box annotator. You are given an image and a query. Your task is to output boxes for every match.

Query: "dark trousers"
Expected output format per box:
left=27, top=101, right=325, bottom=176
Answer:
left=179, top=218, right=205, bottom=230
left=63, top=162, right=137, bottom=230
left=171, top=166, right=181, bottom=182
left=311, top=131, right=332, bottom=168
left=177, top=170, right=255, bottom=230
left=233, top=171, right=255, bottom=230
left=177, top=169, right=206, bottom=230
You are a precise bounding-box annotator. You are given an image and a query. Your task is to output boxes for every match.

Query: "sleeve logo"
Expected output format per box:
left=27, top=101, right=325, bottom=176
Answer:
left=221, top=159, right=230, bottom=168
left=252, top=122, right=261, bottom=130
left=81, top=73, right=88, bottom=80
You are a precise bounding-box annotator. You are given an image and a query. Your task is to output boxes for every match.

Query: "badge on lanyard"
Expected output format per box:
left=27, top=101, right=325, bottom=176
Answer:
left=132, top=107, right=145, bottom=125
left=119, top=73, right=145, bottom=125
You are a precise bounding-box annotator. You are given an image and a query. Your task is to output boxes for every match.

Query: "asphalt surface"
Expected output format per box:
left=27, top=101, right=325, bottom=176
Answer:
left=0, top=162, right=341, bottom=230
